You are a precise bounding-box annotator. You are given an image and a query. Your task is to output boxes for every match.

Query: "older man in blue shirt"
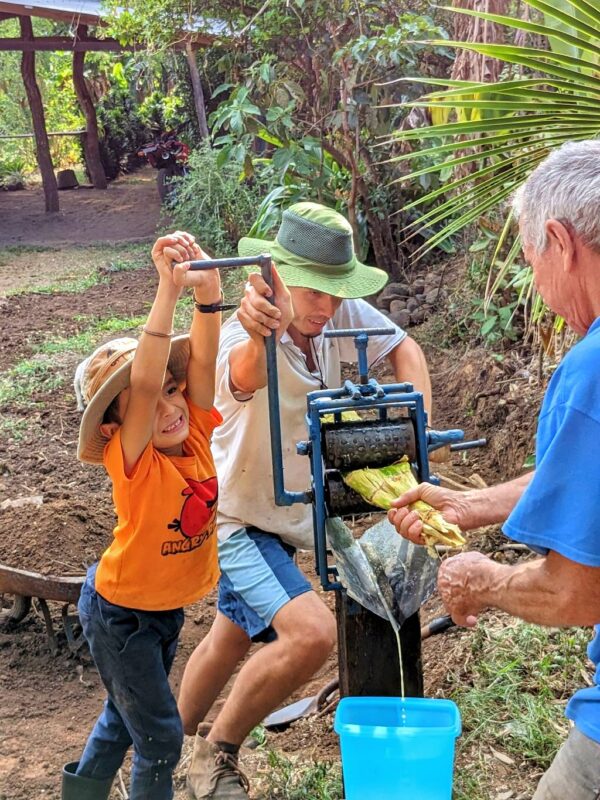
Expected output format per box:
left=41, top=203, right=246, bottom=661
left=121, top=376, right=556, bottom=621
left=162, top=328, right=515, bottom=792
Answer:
left=389, top=138, right=600, bottom=800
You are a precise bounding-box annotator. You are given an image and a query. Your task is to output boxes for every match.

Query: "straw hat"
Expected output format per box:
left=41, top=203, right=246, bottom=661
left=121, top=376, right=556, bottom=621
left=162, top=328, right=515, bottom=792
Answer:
left=238, top=202, right=389, bottom=299
left=77, top=335, right=190, bottom=464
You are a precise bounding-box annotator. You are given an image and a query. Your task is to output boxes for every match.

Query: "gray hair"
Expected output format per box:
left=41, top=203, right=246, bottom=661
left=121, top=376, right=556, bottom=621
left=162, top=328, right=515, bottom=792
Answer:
left=512, top=139, right=600, bottom=253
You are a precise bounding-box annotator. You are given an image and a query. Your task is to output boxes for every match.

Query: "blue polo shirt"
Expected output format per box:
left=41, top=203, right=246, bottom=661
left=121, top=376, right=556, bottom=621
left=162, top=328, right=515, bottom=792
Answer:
left=503, top=317, right=600, bottom=744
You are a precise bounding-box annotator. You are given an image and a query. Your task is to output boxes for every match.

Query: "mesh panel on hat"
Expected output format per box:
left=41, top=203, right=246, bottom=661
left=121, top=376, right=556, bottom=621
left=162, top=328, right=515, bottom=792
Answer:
left=277, top=211, right=353, bottom=266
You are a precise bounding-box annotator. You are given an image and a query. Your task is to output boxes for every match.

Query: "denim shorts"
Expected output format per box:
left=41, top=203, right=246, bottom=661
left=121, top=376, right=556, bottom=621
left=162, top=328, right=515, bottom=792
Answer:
left=217, top=527, right=312, bottom=644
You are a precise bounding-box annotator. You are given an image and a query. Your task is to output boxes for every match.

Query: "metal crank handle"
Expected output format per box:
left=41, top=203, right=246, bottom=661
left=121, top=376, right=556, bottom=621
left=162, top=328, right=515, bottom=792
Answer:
left=450, top=438, right=487, bottom=452
left=187, top=255, right=272, bottom=271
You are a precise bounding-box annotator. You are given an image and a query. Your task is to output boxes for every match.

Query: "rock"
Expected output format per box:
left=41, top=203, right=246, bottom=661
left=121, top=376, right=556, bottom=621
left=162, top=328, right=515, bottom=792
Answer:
left=416, top=293, right=427, bottom=306
left=378, top=282, right=410, bottom=302
left=385, top=292, right=408, bottom=305
left=412, top=278, right=425, bottom=295
left=406, top=297, right=419, bottom=313
left=57, top=169, right=79, bottom=190
left=425, top=288, right=442, bottom=305
left=390, top=309, right=411, bottom=329
left=1, top=495, right=43, bottom=510
left=389, top=299, right=407, bottom=313
left=410, top=308, right=426, bottom=325
left=377, top=291, right=407, bottom=311
left=3, top=175, right=24, bottom=191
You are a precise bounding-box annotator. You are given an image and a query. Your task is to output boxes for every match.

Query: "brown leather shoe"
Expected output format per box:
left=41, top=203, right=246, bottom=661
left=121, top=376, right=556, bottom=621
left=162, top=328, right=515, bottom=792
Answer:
left=187, top=735, right=250, bottom=799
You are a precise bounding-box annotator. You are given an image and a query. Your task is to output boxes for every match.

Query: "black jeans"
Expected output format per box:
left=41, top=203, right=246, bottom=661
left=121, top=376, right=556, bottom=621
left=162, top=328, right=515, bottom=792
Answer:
left=76, top=565, right=184, bottom=800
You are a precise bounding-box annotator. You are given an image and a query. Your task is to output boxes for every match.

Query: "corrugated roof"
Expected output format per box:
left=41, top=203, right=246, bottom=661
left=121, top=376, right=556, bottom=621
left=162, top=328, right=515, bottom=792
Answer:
left=0, top=0, right=229, bottom=37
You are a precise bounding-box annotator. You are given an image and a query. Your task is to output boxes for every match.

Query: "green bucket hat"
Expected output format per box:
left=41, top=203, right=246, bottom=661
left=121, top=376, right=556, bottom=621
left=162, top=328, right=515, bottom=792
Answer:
left=238, top=201, right=389, bottom=299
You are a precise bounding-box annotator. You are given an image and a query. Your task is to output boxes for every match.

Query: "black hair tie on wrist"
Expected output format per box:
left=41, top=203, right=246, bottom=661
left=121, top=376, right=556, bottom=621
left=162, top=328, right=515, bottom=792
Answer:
left=194, top=290, right=237, bottom=313
left=194, top=301, right=238, bottom=313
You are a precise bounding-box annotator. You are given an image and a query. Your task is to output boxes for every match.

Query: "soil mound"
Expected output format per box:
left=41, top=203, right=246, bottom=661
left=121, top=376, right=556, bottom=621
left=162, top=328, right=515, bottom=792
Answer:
left=0, top=498, right=112, bottom=575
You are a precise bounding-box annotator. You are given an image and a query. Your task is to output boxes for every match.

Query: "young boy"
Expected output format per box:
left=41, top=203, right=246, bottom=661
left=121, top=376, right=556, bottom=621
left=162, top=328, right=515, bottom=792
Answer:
left=63, top=232, right=222, bottom=800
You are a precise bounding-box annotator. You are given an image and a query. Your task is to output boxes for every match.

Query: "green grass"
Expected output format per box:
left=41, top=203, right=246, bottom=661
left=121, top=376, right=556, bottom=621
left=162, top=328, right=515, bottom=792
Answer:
left=0, top=415, right=29, bottom=443
left=257, top=751, right=343, bottom=800
left=0, top=244, right=48, bottom=263
left=2, top=242, right=150, bottom=296
left=0, top=313, right=149, bottom=409
left=448, top=619, right=591, bottom=798
left=38, top=315, right=148, bottom=359
left=24, top=271, right=109, bottom=295
left=0, top=355, right=65, bottom=407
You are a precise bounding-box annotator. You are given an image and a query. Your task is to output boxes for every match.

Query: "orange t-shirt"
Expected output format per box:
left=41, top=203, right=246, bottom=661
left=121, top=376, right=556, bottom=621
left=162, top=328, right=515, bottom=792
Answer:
left=94, top=400, right=222, bottom=611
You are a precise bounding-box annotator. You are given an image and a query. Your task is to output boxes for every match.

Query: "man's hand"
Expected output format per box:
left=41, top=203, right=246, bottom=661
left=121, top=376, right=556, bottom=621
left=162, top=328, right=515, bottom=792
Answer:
left=437, top=551, right=496, bottom=627
left=237, top=266, right=294, bottom=345
left=387, top=483, right=470, bottom=545
left=151, top=231, right=198, bottom=286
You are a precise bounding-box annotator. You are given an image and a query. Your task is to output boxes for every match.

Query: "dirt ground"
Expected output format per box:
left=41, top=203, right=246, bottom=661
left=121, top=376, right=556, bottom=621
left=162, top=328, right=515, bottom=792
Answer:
left=0, top=169, right=161, bottom=247
left=0, top=177, right=548, bottom=799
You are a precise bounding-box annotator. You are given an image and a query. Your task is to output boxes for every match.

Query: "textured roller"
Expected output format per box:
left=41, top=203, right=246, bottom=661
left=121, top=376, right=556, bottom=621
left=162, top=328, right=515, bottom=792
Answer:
left=322, top=421, right=415, bottom=471
left=325, top=471, right=374, bottom=516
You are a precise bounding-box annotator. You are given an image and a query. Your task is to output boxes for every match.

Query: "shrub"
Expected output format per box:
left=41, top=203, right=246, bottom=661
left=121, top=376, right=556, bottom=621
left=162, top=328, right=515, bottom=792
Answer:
left=168, top=144, right=271, bottom=256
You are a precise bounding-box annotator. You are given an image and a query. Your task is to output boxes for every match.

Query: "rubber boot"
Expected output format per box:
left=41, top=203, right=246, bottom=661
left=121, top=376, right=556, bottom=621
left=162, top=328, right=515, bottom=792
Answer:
left=62, top=761, right=114, bottom=800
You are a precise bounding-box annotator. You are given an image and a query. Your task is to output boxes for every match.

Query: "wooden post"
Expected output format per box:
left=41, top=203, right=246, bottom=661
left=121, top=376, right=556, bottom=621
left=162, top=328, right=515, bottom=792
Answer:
left=73, top=25, right=107, bottom=189
left=185, top=41, right=210, bottom=141
left=19, top=15, right=59, bottom=213
left=336, top=591, right=423, bottom=698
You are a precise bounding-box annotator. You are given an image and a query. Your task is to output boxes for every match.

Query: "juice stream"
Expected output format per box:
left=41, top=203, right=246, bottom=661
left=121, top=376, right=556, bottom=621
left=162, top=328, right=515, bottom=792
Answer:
left=372, top=575, right=405, bottom=701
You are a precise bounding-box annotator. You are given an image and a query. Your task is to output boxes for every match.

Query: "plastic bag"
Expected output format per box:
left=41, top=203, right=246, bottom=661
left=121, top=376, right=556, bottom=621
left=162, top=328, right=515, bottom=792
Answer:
left=326, top=516, right=439, bottom=625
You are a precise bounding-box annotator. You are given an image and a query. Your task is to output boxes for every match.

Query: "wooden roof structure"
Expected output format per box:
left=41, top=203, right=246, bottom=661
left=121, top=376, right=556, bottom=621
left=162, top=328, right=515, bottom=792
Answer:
left=0, top=0, right=219, bottom=211
left=0, top=0, right=221, bottom=49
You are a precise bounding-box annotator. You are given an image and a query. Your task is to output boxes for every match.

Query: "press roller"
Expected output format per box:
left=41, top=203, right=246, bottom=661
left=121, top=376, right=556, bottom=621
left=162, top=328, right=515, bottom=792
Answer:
left=186, top=254, right=485, bottom=591
left=320, top=419, right=415, bottom=516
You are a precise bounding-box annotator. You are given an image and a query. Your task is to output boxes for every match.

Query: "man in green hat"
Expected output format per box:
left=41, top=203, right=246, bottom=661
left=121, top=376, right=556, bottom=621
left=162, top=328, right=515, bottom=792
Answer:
left=179, top=201, right=435, bottom=799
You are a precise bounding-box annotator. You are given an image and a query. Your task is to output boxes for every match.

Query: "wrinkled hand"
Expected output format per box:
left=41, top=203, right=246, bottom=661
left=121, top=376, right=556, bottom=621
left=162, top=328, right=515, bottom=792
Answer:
left=387, top=482, right=468, bottom=546
left=437, top=551, right=494, bottom=627
left=151, top=231, right=198, bottom=286
left=237, top=266, right=294, bottom=345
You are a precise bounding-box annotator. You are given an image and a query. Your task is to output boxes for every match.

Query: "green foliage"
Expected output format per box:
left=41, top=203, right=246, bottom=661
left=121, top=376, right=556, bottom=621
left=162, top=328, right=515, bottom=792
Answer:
left=0, top=18, right=84, bottom=173
left=167, top=144, right=271, bottom=255
left=259, top=751, right=343, bottom=800
left=0, top=356, right=65, bottom=409
left=0, top=17, right=195, bottom=181
left=104, top=0, right=452, bottom=271
left=385, top=0, right=600, bottom=319
left=451, top=621, right=590, bottom=768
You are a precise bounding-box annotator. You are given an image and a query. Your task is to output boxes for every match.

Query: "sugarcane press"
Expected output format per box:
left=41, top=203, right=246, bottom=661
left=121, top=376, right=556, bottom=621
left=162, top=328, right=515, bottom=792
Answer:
left=189, top=253, right=482, bottom=698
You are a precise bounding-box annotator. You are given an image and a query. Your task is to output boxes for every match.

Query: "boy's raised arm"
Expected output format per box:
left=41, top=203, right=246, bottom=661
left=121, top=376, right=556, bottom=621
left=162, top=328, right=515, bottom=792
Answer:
left=171, top=245, right=221, bottom=410
left=119, top=232, right=196, bottom=474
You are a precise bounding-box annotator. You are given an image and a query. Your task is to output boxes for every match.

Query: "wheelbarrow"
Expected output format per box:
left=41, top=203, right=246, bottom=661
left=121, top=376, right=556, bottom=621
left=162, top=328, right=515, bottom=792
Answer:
left=0, top=561, right=85, bottom=654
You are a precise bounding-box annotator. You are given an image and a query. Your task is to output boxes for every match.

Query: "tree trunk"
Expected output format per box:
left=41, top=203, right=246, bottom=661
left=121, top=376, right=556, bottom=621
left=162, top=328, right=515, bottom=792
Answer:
left=19, top=15, right=59, bottom=213
left=73, top=25, right=107, bottom=189
left=452, top=0, right=507, bottom=83
left=185, top=42, right=210, bottom=141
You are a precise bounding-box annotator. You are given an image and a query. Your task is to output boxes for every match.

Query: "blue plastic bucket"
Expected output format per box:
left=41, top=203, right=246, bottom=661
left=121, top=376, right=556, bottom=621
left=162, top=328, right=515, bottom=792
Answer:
left=334, top=697, right=461, bottom=800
